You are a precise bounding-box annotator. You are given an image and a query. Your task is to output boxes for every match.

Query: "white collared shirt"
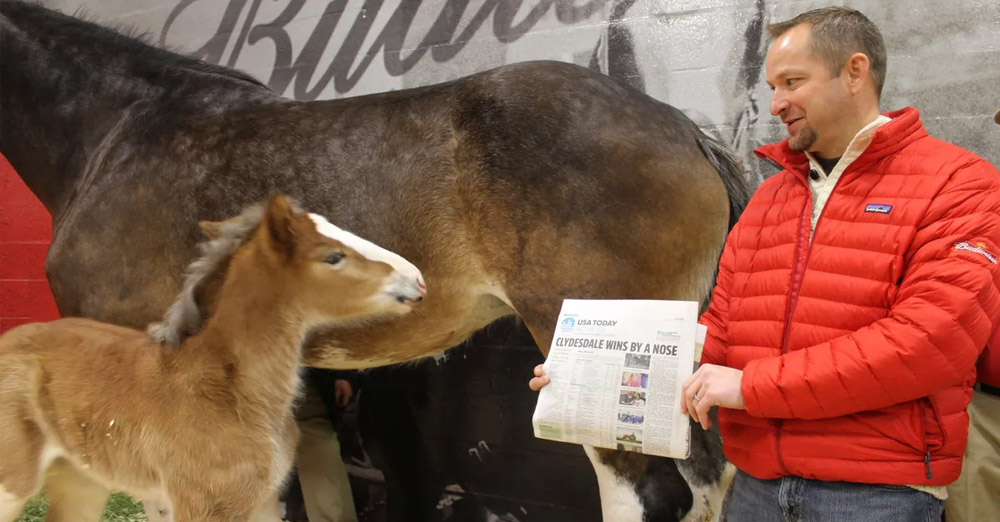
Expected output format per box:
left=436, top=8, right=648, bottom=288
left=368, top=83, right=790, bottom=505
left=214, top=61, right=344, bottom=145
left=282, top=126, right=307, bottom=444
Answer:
left=805, top=115, right=892, bottom=241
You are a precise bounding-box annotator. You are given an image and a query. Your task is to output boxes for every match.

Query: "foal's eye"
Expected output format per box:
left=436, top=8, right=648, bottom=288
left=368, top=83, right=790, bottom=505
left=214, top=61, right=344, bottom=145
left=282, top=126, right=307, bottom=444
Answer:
left=323, top=252, right=346, bottom=265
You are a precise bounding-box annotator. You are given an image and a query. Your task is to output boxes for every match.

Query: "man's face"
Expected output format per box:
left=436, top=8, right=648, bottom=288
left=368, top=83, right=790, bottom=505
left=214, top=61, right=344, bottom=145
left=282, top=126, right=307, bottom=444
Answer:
left=765, top=24, right=850, bottom=154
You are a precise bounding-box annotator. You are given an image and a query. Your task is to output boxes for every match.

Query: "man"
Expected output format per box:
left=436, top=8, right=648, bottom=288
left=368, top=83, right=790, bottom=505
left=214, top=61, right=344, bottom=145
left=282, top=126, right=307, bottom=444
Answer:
left=294, top=371, right=362, bottom=522
left=531, top=7, right=1000, bottom=521
left=944, top=108, right=1000, bottom=522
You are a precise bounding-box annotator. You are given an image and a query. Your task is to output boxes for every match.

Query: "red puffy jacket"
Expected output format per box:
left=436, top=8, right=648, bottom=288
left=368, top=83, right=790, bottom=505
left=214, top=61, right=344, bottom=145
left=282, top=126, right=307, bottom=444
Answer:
left=979, top=329, right=1000, bottom=388
left=700, top=108, right=1000, bottom=486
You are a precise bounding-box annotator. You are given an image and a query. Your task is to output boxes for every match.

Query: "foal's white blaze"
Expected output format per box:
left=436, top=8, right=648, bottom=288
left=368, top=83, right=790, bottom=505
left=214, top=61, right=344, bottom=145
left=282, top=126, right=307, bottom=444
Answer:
left=309, top=214, right=425, bottom=288
left=583, top=445, right=645, bottom=522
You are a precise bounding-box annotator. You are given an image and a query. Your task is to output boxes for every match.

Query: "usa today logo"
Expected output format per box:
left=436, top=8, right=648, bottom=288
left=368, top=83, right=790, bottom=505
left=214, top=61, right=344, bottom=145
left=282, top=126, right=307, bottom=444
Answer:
left=560, top=317, right=576, bottom=332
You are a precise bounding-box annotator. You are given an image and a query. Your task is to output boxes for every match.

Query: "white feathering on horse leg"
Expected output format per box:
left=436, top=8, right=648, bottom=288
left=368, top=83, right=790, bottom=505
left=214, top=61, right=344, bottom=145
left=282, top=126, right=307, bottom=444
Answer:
left=583, top=445, right=645, bottom=522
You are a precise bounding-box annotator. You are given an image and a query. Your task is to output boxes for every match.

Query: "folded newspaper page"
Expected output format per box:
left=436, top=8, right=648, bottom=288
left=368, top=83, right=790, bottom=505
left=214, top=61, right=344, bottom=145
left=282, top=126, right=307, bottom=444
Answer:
left=531, top=299, right=707, bottom=459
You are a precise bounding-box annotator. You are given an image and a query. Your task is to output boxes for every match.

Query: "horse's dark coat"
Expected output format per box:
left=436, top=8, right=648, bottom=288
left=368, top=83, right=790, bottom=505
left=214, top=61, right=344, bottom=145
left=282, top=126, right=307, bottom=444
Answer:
left=0, top=2, right=747, bottom=520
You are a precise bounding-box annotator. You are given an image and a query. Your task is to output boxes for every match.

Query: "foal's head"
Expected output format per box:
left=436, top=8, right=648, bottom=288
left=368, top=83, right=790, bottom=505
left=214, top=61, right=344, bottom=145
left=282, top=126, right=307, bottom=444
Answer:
left=150, top=194, right=425, bottom=345
left=231, top=194, right=426, bottom=329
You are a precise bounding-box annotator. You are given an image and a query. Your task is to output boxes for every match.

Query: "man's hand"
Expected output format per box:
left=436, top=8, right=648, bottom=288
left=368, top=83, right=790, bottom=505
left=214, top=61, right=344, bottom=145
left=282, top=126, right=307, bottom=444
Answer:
left=334, top=379, right=353, bottom=408
left=528, top=364, right=550, bottom=391
left=681, top=364, right=746, bottom=430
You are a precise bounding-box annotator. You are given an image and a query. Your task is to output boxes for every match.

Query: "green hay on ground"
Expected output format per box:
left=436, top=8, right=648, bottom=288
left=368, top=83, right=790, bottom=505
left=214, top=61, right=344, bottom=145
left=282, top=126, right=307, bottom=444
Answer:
left=14, top=492, right=146, bottom=522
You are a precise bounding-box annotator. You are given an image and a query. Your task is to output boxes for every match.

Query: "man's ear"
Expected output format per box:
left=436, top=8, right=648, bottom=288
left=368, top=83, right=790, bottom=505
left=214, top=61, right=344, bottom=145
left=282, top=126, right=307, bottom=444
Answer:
left=844, top=52, right=872, bottom=95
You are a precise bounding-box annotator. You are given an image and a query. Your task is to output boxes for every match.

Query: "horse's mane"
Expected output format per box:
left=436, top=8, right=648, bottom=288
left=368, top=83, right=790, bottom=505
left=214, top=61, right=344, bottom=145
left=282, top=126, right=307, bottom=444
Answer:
left=147, top=202, right=268, bottom=347
left=6, top=1, right=266, bottom=89
left=76, top=6, right=267, bottom=89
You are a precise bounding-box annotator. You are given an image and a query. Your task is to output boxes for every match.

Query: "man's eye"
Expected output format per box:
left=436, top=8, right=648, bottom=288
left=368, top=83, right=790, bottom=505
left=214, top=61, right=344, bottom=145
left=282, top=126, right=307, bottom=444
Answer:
left=324, top=252, right=346, bottom=265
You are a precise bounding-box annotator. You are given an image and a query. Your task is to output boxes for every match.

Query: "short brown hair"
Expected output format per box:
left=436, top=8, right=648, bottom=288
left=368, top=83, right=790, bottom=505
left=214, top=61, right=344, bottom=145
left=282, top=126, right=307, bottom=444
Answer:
left=767, top=7, right=887, bottom=98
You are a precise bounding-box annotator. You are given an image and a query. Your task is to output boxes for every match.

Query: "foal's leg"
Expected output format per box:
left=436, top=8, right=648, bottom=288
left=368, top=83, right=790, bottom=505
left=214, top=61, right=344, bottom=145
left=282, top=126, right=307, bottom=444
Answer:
left=43, top=460, right=110, bottom=522
left=248, top=491, right=283, bottom=522
left=142, top=497, right=171, bottom=522
left=169, top=489, right=255, bottom=522
left=0, top=486, right=28, bottom=522
left=0, top=356, right=44, bottom=522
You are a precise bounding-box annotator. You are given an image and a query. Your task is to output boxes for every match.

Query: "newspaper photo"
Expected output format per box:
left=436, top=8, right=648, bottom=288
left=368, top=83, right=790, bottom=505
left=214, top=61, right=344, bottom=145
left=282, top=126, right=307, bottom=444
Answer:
left=531, top=299, right=706, bottom=459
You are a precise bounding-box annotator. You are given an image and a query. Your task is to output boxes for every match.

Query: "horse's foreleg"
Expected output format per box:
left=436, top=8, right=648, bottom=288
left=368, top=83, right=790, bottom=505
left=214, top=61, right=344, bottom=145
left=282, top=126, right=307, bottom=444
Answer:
left=43, top=460, right=110, bottom=522
left=675, top=460, right=735, bottom=522
left=582, top=446, right=646, bottom=522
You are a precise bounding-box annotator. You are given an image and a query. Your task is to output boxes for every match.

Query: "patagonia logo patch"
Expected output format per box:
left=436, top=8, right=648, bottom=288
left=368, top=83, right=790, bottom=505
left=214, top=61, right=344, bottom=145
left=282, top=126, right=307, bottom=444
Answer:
left=864, top=203, right=893, bottom=214
left=955, top=242, right=998, bottom=264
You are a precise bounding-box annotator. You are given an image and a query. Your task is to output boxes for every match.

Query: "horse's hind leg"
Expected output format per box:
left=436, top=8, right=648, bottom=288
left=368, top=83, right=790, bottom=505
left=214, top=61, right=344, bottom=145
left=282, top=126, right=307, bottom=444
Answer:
left=43, top=459, right=110, bottom=522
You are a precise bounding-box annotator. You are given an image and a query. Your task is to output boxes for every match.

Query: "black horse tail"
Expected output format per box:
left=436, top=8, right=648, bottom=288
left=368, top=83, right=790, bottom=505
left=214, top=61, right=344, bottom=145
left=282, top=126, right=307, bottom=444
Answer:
left=697, top=135, right=752, bottom=231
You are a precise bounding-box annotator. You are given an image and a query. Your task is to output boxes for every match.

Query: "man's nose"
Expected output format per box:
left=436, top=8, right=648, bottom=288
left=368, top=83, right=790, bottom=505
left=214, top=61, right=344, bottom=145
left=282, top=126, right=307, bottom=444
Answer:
left=770, top=90, right=788, bottom=117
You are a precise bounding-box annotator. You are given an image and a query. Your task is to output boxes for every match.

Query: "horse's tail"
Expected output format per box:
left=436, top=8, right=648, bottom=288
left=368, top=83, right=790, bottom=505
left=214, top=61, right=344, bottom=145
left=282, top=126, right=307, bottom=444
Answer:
left=697, top=135, right=752, bottom=230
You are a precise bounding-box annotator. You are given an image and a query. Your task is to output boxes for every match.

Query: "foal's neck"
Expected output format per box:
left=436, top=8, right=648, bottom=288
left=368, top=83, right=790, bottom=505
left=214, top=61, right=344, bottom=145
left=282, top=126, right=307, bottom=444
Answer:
left=172, top=274, right=307, bottom=417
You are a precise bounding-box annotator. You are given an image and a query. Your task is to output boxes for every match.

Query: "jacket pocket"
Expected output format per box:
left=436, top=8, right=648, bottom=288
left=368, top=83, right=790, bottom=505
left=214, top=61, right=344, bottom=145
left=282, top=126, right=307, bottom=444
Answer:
left=919, top=398, right=945, bottom=452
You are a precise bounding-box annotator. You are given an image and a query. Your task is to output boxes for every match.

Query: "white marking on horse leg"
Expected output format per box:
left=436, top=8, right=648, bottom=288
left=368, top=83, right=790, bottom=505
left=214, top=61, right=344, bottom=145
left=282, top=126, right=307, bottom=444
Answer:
left=583, top=445, right=644, bottom=522
left=0, top=484, right=27, bottom=522
left=676, top=460, right=736, bottom=522
left=308, top=214, right=424, bottom=286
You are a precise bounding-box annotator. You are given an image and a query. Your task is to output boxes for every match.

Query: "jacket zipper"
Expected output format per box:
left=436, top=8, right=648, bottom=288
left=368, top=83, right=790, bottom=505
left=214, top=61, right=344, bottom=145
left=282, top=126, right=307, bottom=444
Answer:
left=775, top=167, right=846, bottom=474
left=918, top=402, right=933, bottom=479
left=918, top=399, right=948, bottom=480
left=775, top=189, right=814, bottom=474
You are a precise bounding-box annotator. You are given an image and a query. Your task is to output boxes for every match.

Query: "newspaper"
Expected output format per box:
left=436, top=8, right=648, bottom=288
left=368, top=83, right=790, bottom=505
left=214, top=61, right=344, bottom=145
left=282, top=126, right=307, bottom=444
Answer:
left=531, top=299, right=707, bottom=459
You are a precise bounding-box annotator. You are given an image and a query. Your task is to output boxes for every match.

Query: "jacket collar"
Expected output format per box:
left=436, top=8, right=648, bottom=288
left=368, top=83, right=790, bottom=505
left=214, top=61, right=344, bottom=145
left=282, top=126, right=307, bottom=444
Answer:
left=755, top=107, right=928, bottom=178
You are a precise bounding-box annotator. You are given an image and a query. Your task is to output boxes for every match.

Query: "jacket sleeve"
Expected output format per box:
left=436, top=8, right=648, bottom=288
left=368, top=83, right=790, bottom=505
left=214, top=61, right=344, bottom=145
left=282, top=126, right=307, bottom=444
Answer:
left=699, top=222, right=740, bottom=366
left=742, top=158, right=1000, bottom=419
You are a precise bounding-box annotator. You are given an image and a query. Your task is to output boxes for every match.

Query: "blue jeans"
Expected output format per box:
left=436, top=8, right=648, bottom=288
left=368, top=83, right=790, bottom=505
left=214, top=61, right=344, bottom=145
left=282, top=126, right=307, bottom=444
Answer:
left=724, top=470, right=944, bottom=522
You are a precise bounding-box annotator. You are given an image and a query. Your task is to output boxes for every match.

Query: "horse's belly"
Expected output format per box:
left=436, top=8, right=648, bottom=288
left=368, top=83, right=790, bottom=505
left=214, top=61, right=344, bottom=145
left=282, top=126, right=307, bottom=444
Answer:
left=306, top=280, right=516, bottom=368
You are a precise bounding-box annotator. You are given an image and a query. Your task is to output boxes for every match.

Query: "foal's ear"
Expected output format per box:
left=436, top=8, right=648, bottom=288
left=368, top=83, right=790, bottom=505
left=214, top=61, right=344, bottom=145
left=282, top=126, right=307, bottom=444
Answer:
left=199, top=220, right=225, bottom=240
left=264, top=193, right=297, bottom=256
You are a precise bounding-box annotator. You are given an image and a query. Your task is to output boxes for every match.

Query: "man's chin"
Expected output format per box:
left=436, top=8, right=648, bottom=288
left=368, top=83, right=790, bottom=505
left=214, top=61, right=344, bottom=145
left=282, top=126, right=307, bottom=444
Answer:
left=788, top=133, right=816, bottom=152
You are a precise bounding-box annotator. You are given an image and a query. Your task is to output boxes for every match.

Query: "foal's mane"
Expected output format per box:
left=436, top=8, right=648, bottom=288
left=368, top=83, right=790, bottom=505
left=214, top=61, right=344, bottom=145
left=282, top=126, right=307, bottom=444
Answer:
left=147, top=203, right=267, bottom=347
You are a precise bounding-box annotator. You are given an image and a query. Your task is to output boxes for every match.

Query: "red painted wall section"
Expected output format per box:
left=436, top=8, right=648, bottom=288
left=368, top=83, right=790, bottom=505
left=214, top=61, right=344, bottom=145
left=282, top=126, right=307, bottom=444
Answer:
left=0, top=153, right=61, bottom=333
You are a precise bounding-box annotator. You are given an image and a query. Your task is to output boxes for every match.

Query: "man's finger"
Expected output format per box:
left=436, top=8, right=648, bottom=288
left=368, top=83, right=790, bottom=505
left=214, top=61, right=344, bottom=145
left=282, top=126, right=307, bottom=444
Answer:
left=682, top=371, right=706, bottom=417
left=696, top=394, right=713, bottom=430
left=529, top=374, right=550, bottom=391
left=688, top=387, right=702, bottom=425
left=681, top=366, right=703, bottom=396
